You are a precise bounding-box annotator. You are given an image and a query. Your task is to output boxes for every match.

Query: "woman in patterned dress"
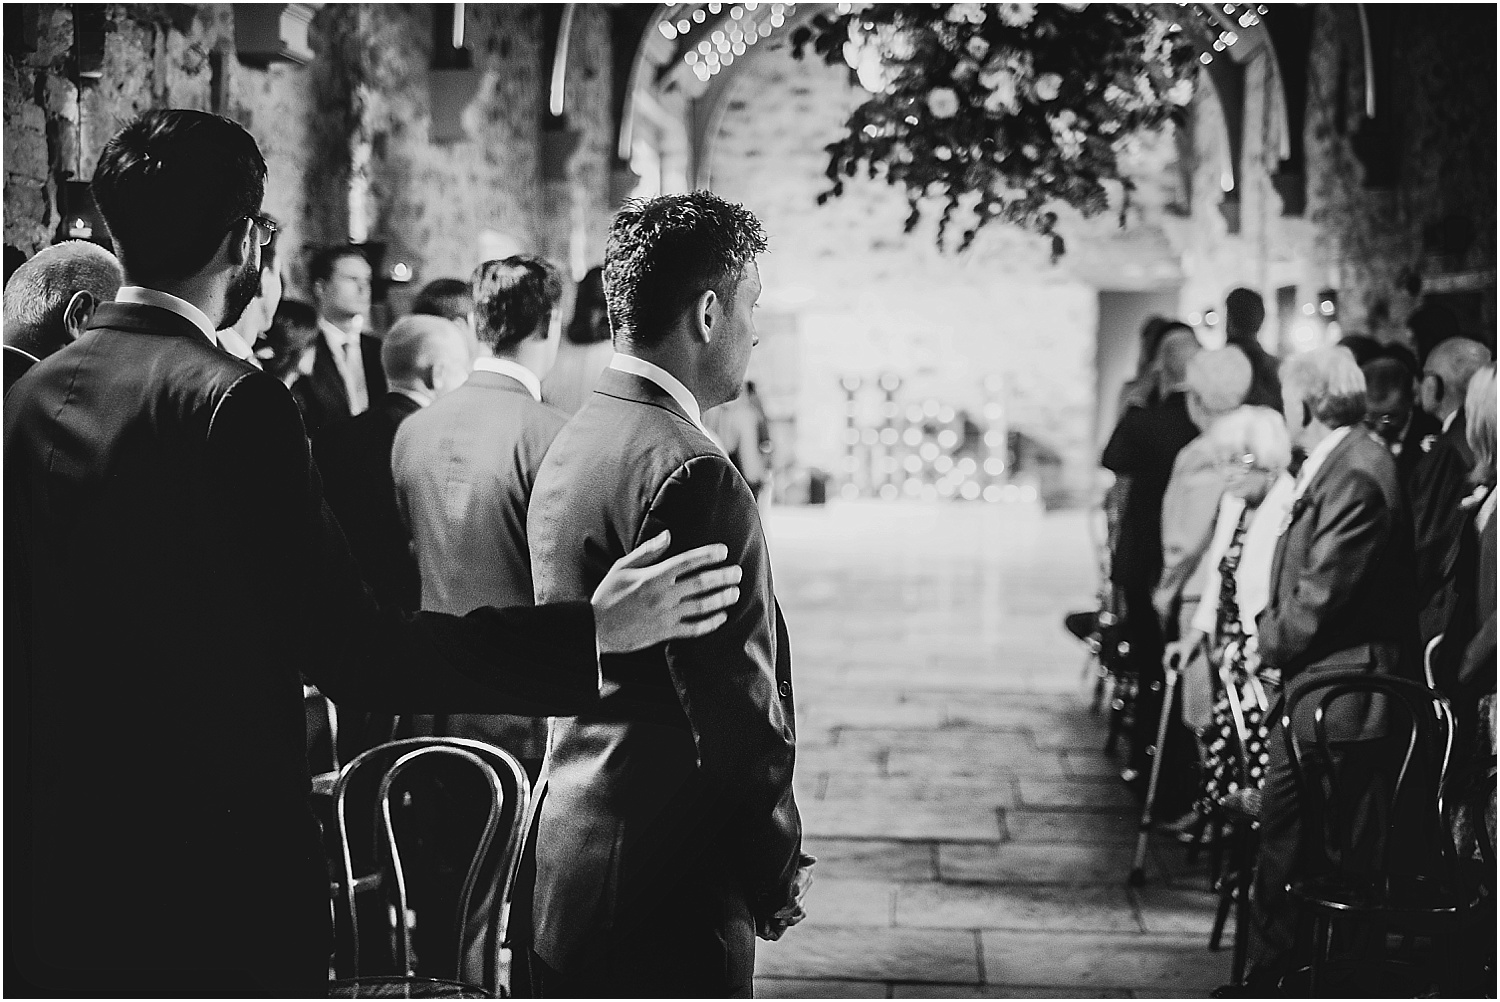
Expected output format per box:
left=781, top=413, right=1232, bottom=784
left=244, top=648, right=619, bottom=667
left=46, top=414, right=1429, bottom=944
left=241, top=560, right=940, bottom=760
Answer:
left=1163, top=406, right=1297, bottom=811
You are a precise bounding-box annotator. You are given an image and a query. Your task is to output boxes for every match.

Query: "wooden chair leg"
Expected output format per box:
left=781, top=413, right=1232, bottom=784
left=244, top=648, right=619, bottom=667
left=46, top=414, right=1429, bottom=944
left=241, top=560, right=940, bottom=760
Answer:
left=1309, top=913, right=1330, bottom=997
left=1229, top=831, right=1254, bottom=986
left=1209, top=874, right=1232, bottom=951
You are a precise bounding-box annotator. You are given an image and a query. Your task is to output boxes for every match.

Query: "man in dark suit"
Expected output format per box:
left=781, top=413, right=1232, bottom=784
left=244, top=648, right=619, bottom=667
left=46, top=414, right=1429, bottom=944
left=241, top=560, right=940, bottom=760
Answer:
left=1224, top=287, right=1284, bottom=412
left=523, top=192, right=813, bottom=997
left=300, top=244, right=387, bottom=438
left=2, top=239, right=123, bottom=394
left=1361, top=352, right=1440, bottom=485
left=1409, top=336, right=1492, bottom=645
left=5, top=109, right=742, bottom=998
left=392, top=256, right=568, bottom=772
left=1220, top=347, right=1421, bottom=996
left=315, top=314, right=472, bottom=610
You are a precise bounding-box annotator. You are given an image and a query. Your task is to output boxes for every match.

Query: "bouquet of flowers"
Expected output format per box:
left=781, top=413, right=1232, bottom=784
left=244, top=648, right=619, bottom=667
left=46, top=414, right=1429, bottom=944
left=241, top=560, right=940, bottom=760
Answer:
left=791, top=3, right=1195, bottom=255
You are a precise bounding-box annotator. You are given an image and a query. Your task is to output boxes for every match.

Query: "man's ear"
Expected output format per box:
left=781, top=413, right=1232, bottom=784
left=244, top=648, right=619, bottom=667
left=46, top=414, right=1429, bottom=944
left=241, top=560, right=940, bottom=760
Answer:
left=695, top=289, right=718, bottom=344
left=62, top=290, right=97, bottom=342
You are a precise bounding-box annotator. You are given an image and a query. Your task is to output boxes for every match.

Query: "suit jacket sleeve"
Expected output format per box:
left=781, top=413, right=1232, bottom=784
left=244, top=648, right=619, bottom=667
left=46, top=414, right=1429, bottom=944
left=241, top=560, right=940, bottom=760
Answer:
left=207, top=371, right=600, bottom=715
left=1410, top=439, right=1470, bottom=606
left=639, top=453, right=801, bottom=922
left=1258, top=469, right=1389, bottom=677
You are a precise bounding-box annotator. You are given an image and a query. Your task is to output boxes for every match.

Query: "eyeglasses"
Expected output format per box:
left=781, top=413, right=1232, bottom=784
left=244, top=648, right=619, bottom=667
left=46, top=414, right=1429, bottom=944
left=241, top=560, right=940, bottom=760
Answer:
left=242, top=213, right=278, bottom=247
left=1223, top=452, right=1274, bottom=475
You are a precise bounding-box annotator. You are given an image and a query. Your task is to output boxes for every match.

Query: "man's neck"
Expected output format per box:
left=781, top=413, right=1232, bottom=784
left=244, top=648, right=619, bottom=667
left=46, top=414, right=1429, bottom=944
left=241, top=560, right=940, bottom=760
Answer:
left=320, top=312, right=362, bottom=337
left=1297, top=420, right=1336, bottom=456
left=389, top=382, right=433, bottom=407
left=5, top=330, right=62, bottom=361
left=617, top=345, right=709, bottom=406
left=127, top=275, right=224, bottom=329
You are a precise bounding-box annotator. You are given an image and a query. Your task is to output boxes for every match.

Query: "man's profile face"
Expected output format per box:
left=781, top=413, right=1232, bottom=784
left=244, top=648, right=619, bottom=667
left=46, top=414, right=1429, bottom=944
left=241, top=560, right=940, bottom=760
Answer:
left=706, top=262, right=761, bottom=407
left=1364, top=391, right=1412, bottom=445
left=317, top=255, right=372, bottom=320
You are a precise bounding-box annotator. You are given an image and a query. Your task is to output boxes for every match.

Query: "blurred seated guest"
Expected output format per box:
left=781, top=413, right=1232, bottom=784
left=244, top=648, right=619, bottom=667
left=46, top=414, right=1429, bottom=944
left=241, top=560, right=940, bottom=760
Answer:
left=1164, top=406, right=1296, bottom=808
left=1156, top=347, right=1255, bottom=638
left=1219, top=347, right=1420, bottom=997
left=2, top=240, right=123, bottom=393
left=1102, top=327, right=1201, bottom=783
left=1224, top=287, right=1283, bottom=412
left=315, top=315, right=471, bottom=611
left=410, top=276, right=478, bottom=354
left=393, top=256, right=567, bottom=774
left=217, top=212, right=280, bottom=366
left=1336, top=332, right=1383, bottom=369
left=541, top=264, right=612, bottom=415
left=302, top=244, right=385, bottom=438
left=1411, top=336, right=1493, bottom=645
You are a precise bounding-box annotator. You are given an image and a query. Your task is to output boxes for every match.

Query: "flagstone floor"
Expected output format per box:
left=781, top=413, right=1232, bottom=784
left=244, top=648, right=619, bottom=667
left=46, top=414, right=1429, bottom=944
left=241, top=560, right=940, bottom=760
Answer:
left=753, top=500, right=1231, bottom=999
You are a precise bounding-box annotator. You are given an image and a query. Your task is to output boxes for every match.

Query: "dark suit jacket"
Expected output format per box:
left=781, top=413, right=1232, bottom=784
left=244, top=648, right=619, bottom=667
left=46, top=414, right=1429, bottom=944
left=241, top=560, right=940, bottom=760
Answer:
left=3, top=343, right=38, bottom=396
left=1258, top=428, right=1420, bottom=740
left=391, top=369, right=569, bottom=759
left=1409, top=408, right=1475, bottom=643
left=314, top=390, right=423, bottom=611
left=1101, top=392, right=1200, bottom=591
left=1233, top=339, right=1284, bottom=413
left=297, top=325, right=387, bottom=440
left=526, top=368, right=801, bottom=981
left=4, top=302, right=600, bottom=996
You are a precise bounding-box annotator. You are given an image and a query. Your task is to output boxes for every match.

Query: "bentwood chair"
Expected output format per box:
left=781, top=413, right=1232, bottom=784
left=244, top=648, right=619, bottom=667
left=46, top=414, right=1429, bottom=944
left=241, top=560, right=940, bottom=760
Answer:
left=328, top=738, right=533, bottom=998
left=1281, top=675, right=1479, bottom=997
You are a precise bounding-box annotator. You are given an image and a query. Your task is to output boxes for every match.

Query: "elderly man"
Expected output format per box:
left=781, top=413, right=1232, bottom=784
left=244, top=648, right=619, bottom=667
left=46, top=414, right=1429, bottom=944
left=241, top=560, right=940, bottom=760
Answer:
left=1217, top=347, right=1420, bottom=996
left=523, top=192, right=810, bottom=996
left=1410, top=336, right=1494, bottom=645
left=315, top=314, right=472, bottom=611
left=1102, top=328, right=1202, bottom=782
left=2, top=240, right=123, bottom=394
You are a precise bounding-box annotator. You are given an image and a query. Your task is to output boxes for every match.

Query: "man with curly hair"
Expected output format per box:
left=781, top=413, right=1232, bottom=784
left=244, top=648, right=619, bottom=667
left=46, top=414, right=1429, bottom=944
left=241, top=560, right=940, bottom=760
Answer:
left=522, top=192, right=813, bottom=997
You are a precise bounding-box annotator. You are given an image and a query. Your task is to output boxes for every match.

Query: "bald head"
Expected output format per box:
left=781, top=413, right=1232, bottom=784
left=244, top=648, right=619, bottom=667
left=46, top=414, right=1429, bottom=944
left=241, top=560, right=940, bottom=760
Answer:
left=3, top=241, right=124, bottom=358
left=381, top=314, right=471, bottom=401
left=1422, top=336, right=1493, bottom=421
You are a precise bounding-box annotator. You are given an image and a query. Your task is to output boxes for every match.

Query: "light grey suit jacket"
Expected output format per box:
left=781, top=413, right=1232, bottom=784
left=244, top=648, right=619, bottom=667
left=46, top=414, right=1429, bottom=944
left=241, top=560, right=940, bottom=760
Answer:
left=391, top=368, right=569, bottom=758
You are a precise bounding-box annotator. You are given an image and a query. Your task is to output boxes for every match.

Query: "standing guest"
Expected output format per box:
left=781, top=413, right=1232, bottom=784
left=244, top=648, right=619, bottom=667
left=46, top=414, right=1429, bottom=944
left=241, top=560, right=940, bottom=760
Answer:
left=523, top=192, right=812, bottom=997
left=1410, top=336, right=1493, bottom=645
left=260, top=298, right=322, bottom=423
left=1117, top=316, right=1190, bottom=415
left=410, top=275, right=479, bottom=356
left=1217, top=347, right=1420, bottom=997
left=4, top=108, right=743, bottom=998
left=2, top=240, right=123, bottom=393
left=1336, top=333, right=1383, bottom=369
left=302, top=244, right=386, bottom=437
left=316, top=314, right=471, bottom=611
left=392, top=256, right=568, bottom=772
left=541, top=264, right=613, bottom=415
left=705, top=380, right=772, bottom=502
left=218, top=211, right=280, bottom=366
left=1102, top=328, right=1202, bottom=784
left=1361, top=353, right=1439, bottom=484
left=1223, top=287, right=1283, bottom=412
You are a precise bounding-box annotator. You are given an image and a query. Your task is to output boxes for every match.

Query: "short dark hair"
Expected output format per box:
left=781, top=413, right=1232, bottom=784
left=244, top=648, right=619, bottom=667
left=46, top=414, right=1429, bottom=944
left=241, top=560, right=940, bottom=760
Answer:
left=471, top=255, right=562, bottom=353
left=1224, top=287, right=1266, bottom=343
left=91, top=109, right=267, bottom=284
left=604, top=191, right=767, bottom=348
left=1362, top=356, right=1413, bottom=404
left=1336, top=333, right=1383, bottom=368
left=566, top=265, right=610, bottom=346
left=310, top=245, right=369, bottom=284
left=411, top=278, right=474, bottom=323
left=261, top=299, right=319, bottom=381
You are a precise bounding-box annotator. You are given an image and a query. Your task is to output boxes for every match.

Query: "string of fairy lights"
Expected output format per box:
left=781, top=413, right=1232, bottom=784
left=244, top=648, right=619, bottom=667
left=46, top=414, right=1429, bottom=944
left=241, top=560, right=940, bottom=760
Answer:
left=657, top=2, right=798, bottom=83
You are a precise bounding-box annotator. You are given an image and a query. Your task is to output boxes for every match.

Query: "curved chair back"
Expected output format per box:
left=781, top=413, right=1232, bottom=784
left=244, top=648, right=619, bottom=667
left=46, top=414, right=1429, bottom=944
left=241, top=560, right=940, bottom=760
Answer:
left=1423, top=634, right=1443, bottom=690
left=1282, top=674, right=1457, bottom=882
left=331, top=737, right=532, bottom=994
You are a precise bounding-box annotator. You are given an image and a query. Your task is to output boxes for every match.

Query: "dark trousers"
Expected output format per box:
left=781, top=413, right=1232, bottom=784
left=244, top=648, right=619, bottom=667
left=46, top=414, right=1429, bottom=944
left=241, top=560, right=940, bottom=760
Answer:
left=1246, top=721, right=1404, bottom=984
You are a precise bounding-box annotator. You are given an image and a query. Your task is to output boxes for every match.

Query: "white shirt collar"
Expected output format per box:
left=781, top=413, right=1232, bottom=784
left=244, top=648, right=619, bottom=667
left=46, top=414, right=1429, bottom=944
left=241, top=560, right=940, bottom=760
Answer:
left=318, top=316, right=364, bottom=345
left=1293, top=425, right=1352, bottom=500
left=1442, top=409, right=1459, bottom=434
left=473, top=356, right=543, bottom=401
left=115, top=287, right=218, bottom=347
left=608, top=353, right=707, bottom=435
left=216, top=325, right=260, bottom=367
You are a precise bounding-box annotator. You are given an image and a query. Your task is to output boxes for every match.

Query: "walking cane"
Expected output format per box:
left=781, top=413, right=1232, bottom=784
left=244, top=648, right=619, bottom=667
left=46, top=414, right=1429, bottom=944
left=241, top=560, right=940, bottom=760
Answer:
left=1128, top=650, right=1183, bottom=886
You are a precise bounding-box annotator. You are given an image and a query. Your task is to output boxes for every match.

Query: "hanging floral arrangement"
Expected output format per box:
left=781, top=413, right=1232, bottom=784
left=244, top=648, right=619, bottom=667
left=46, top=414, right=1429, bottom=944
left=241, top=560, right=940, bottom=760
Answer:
left=790, top=3, right=1196, bottom=256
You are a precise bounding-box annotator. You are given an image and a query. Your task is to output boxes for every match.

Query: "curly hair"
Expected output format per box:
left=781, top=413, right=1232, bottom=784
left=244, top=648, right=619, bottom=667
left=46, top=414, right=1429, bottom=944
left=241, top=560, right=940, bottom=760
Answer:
left=604, top=191, right=767, bottom=348
left=471, top=255, right=563, bottom=353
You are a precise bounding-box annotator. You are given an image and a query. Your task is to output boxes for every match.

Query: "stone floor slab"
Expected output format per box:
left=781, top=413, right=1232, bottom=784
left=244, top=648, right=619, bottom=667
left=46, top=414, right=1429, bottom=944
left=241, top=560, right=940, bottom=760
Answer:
left=1016, top=778, right=1139, bottom=812
left=886, top=748, right=1071, bottom=780
left=802, top=838, right=938, bottom=881
left=803, top=799, right=1002, bottom=841
left=823, top=773, right=1017, bottom=805
left=755, top=926, right=983, bottom=984
left=896, top=882, right=1141, bottom=933
left=1002, top=809, right=1138, bottom=843
left=938, top=842, right=1160, bottom=885
left=1131, top=884, right=1223, bottom=936
left=804, top=877, right=897, bottom=927
left=893, top=984, right=1133, bottom=998
left=755, top=977, right=889, bottom=998
left=979, top=931, right=1231, bottom=993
